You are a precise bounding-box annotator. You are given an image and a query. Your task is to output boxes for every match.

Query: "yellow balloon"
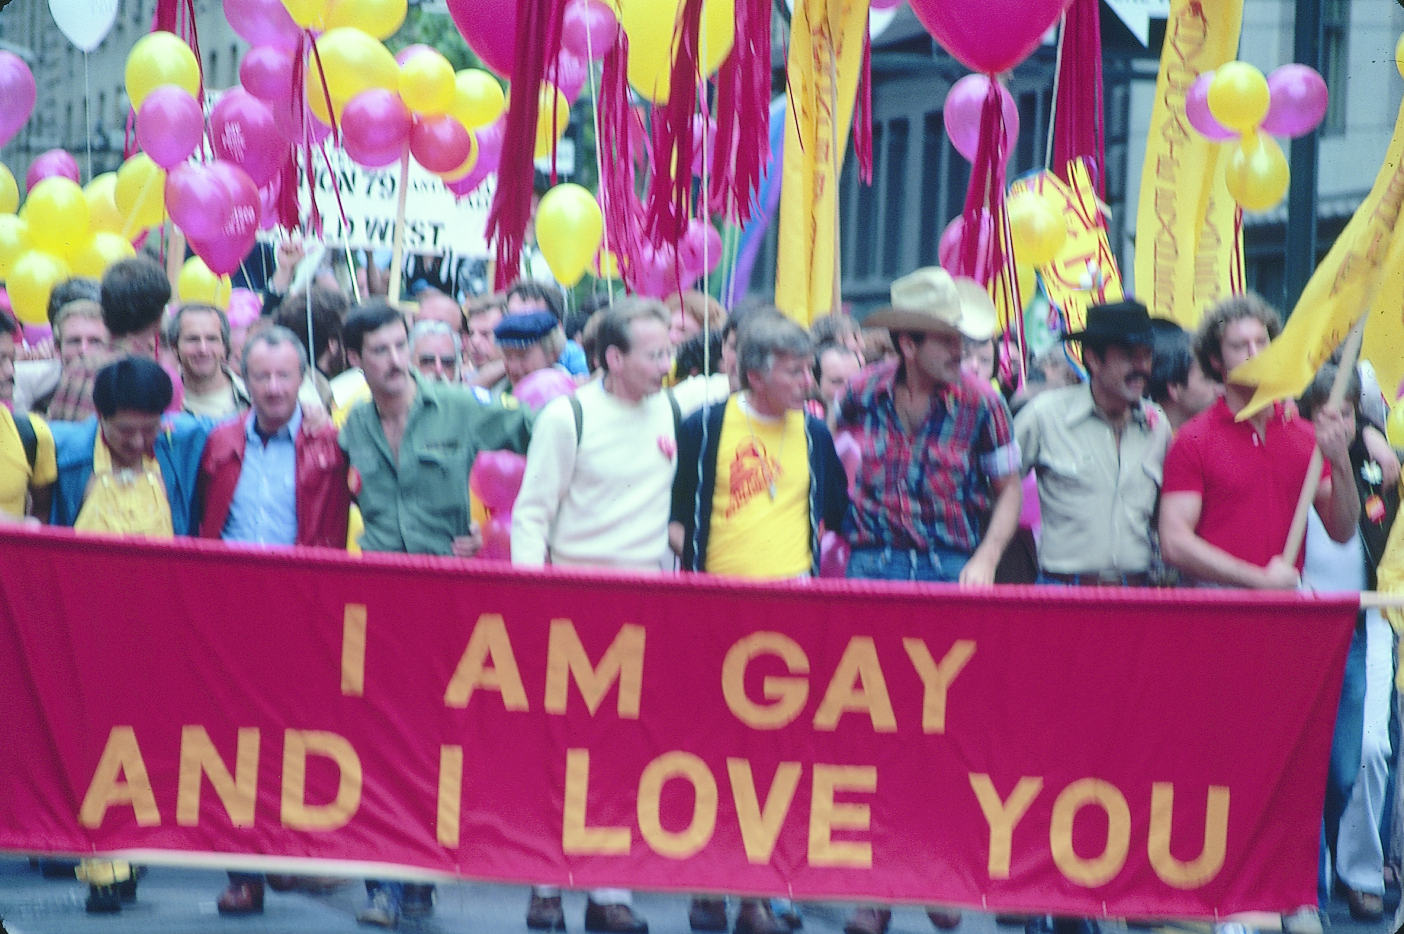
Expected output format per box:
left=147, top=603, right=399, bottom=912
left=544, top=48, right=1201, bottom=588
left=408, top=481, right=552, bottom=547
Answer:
left=1397, top=34, right=1404, bottom=82
left=700, top=0, right=735, bottom=74
left=7, top=251, right=72, bottom=326
left=85, top=173, right=124, bottom=235
left=323, top=0, right=406, bottom=39
left=21, top=177, right=90, bottom=258
left=535, top=85, right=571, bottom=159
left=0, top=215, right=30, bottom=277
left=439, top=136, right=480, bottom=182
left=0, top=164, right=17, bottom=215
left=315, top=28, right=400, bottom=104
left=71, top=232, right=137, bottom=278
left=452, top=70, right=506, bottom=130
left=594, top=249, right=621, bottom=280
left=115, top=154, right=167, bottom=232
left=1225, top=131, right=1289, bottom=212
left=536, top=183, right=603, bottom=287
left=622, top=0, right=734, bottom=103
left=125, top=31, right=201, bottom=110
left=1208, top=61, right=1270, bottom=133
left=282, top=0, right=328, bottom=29
left=306, top=74, right=338, bottom=124
left=1387, top=400, right=1404, bottom=448
left=178, top=257, right=232, bottom=308
left=1006, top=191, right=1067, bottom=267
left=399, top=49, right=457, bottom=116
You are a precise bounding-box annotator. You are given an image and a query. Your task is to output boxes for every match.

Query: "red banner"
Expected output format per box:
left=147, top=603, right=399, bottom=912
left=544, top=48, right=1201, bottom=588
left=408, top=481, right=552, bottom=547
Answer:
left=0, top=529, right=1356, bottom=919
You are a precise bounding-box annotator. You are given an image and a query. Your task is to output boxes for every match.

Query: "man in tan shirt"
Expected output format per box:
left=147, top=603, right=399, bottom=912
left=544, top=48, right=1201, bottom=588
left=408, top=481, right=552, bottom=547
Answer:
left=1015, top=300, right=1171, bottom=585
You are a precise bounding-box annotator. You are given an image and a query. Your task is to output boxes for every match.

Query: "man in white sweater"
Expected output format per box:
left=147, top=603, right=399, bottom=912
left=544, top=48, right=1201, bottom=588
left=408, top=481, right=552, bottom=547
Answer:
left=509, top=297, right=676, bottom=934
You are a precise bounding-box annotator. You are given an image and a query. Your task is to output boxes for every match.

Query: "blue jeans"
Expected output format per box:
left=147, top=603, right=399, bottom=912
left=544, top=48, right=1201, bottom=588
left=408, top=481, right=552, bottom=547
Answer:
left=846, top=546, right=970, bottom=583
left=1319, top=619, right=1367, bottom=906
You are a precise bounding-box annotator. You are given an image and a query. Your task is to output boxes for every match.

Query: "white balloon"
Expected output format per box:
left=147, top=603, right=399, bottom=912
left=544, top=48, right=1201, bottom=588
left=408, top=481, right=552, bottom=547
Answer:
left=49, top=0, right=119, bottom=52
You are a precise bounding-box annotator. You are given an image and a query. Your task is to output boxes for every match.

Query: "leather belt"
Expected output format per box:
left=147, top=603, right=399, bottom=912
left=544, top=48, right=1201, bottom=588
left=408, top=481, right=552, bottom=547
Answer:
left=1043, top=570, right=1151, bottom=587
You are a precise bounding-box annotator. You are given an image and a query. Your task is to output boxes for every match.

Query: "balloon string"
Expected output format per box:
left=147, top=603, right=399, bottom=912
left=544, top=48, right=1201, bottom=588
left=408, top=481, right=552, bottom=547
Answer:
left=1045, top=12, right=1065, bottom=172
left=583, top=14, right=614, bottom=308
left=84, top=53, right=93, bottom=183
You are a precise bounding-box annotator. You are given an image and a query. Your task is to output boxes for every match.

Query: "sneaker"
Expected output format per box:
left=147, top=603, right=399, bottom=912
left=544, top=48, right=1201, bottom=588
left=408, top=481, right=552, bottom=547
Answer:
left=690, top=897, right=729, bottom=931
left=86, top=885, right=121, bottom=914
left=1281, top=907, right=1323, bottom=934
left=357, top=888, right=400, bottom=928
left=527, top=893, right=566, bottom=930
left=584, top=900, right=649, bottom=933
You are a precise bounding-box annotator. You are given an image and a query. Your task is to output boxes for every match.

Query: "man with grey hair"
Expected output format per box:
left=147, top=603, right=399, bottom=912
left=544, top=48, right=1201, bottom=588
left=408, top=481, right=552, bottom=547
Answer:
left=410, top=319, right=463, bottom=383
left=170, top=303, right=251, bottom=419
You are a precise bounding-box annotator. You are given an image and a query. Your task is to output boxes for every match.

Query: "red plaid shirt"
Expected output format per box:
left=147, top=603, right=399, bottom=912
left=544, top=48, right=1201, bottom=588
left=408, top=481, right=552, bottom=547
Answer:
left=836, top=359, right=1020, bottom=554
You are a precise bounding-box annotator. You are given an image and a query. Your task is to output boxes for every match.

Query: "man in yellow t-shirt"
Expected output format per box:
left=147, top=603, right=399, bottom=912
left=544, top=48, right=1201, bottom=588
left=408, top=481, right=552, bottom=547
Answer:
left=0, top=313, right=57, bottom=521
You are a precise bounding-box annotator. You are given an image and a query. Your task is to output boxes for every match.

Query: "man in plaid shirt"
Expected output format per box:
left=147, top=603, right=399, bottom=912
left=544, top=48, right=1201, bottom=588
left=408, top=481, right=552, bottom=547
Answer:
left=837, top=267, right=1022, bottom=590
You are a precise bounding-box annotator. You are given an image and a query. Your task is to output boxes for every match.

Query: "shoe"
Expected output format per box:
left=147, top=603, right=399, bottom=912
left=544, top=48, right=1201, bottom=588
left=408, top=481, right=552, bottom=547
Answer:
left=735, top=899, right=792, bottom=934
left=115, top=874, right=138, bottom=902
left=357, top=888, right=400, bottom=928
left=1345, top=889, right=1384, bottom=922
left=1281, top=907, right=1322, bottom=934
left=527, top=893, right=566, bottom=930
left=86, top=884, right=122, bottom=914
left=401, top=883, right=435, bottom=919
left=39, top=858, right=78, bottom=879
left=217, top=881, right=265, bottom=916
left=690, top=897, right=729, bottom=931
left=584, top=900, right=649, bottom=933
left=927, top=908, right=962, bottom=930
left=843, top=907, right=892, bottom=934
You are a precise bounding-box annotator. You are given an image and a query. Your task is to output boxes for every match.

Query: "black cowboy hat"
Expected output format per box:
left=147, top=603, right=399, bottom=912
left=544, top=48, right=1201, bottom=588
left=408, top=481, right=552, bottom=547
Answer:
left=1065, top=299, right=1154, bottom=346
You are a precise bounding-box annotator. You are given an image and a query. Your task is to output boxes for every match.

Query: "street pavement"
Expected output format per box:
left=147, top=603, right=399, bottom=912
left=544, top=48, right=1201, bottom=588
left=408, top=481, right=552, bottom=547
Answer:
left=0, top=858, right=1398, bottom=934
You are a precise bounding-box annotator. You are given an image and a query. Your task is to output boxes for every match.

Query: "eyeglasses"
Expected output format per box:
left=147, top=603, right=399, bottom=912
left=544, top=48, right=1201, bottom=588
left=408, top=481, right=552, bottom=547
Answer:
left=418, top=355, right=458, bottom=368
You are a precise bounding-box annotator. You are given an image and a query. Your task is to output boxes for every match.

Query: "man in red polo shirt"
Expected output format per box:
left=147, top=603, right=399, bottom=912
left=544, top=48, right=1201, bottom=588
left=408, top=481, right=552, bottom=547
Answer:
left=1160, top=293, right=1357, bottom=591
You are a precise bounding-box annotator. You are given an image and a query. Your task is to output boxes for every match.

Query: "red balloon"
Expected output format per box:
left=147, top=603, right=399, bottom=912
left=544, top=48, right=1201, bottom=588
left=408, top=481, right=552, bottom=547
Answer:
left=223, top=0, right=301, bottom=50
left=341, top=89, right=412, bottom=168
left=553, top=50, right=588, bottom=103
left=26, top=149, right=79, bottom=190
left=477, top=514, right=513, bottom=561
left=211, top=89, right=287, bottom=187
left=470, top=450, right=527, bottom=511
left=239, top=45, right=295, bottom=102
left=410, top=114, right=472, bottom=173
left=446, top=0, right=516, bottom=78
left=938, top=210, right=995, bottom=283
left=165, top=163, right=234, bottom=242
left=678, top=219, right=722, bottom=276
left=909, top=0, right=1072, bottom=74
left=445, top=157, right=491, bottom=197
left=188, top=162, right=261, bottom=275
left=561, top=0, right=618, bottom=61
left=513, top=368, right=576, bottom=410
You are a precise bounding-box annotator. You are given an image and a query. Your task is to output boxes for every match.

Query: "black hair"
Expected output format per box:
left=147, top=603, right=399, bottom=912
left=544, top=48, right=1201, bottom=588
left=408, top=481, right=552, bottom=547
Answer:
left=46, top=277, right=101, bottom=327
left=505, top=279, right=564, bottom=323
left=274, top=286, right=348, bottom=366
left=92, top=357, right=173, bottom=417
left=0, top=311, right=18, bottom=339
left=342, top=299, right=407, bottom=356
left=1298, top=362, right=1362, bottom=421
left=676, top=330, right=725, bottom=378
left=1149, top=322, right=1194, bottom=404
left=100, top=257, right=171, bottom=339
left=596, top=298, right=670, bottom=373
left=812, top=340, right=860, bottom=382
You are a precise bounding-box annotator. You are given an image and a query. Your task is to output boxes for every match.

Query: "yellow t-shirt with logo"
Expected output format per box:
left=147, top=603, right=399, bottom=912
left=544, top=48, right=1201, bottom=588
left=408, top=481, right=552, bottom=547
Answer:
left=0, top=408, right=57, bottom=518
left=705, top=396, right=811, bottom=579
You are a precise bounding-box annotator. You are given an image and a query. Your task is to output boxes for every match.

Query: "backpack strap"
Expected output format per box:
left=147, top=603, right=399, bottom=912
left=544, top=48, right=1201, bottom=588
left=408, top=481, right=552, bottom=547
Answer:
left=570, top=395, right=584, bottom=447
left=666, top=388, right=682, bottom=440
left=12, top=412, right=37, bottom=470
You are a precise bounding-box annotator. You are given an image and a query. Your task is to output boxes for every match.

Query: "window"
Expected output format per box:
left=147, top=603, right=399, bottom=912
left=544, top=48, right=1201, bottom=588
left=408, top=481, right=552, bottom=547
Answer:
left=1321, top=0, right=1348, bottom=136
left=209, top=50, right=219, bottom=89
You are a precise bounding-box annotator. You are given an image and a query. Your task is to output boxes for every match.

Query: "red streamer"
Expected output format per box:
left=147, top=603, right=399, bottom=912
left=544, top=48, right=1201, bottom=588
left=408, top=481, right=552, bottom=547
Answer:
left=708, top=0, right=773, bottom=222
left=1051, top=0, right=1104, bottom=197
left=852, top=28, right=872, bottom=185
left=955, top=79, right=1010, bottom=286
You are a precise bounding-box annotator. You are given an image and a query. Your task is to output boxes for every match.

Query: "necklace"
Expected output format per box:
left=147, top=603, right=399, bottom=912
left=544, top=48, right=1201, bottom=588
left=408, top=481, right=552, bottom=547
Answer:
left=740, top=393, right=786, bottom=500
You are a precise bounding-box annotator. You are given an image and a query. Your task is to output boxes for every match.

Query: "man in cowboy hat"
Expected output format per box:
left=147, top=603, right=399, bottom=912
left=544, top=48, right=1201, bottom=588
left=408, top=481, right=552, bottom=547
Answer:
left=837, top=267, right=1021, bottom=592
left=1014, top=299, right=1172, bottom=586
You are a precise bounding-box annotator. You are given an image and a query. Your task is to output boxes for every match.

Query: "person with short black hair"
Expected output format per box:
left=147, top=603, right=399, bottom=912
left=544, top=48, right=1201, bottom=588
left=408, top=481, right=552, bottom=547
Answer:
left=1148, top=319, right=1219, bottom=433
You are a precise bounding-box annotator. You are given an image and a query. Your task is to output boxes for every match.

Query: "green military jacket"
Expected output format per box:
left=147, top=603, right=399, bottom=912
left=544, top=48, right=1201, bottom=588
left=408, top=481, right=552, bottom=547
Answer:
left=340, top=372, right=534, bottom=555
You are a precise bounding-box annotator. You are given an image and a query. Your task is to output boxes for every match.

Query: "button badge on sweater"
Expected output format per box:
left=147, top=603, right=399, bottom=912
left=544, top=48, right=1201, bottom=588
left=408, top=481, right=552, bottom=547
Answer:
left=1365, top=494, right=1386, bottom=524
left=658, top=436, right=676, bottom=460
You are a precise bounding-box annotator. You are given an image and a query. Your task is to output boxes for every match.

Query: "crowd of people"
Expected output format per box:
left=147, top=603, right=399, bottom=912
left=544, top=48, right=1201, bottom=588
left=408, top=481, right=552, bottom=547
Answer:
left=0, top=251, right=1398, bottom=934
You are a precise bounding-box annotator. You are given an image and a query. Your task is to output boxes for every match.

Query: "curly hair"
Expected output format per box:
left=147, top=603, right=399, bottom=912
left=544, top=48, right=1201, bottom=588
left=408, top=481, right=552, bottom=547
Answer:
left=1193, top=292, right=1282, bottom=382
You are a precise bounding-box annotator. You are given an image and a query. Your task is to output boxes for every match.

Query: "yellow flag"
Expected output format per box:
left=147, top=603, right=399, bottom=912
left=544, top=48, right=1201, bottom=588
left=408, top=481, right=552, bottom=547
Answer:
left=773, top=0, right=870, bottom=326
left=1133, top=0, right=1244, bottom=329
left=1232, top=96, right=1404, bottom=420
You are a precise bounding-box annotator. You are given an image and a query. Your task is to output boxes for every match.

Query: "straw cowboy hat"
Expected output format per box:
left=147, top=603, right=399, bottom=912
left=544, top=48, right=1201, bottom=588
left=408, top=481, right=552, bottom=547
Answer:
left=865, top=267, right=997, bottom=341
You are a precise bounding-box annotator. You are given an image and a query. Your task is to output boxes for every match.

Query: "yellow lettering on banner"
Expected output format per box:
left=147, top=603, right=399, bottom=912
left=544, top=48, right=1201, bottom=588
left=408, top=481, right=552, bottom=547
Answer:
left=903, top=639, right=976, bottom=734
left=545, top=620, right=644, bottom=718
left=562, top=748, right=631, bottom=855
left=280, top=730, right=362, bottom=831
left=969, top=774, right=1043, bottom=879
left=1148, top=783, right=1230, bottom=889
left=813, top=638, right=896, bottom=732
left=1049, top=779, right=1131, bottom=887
left=176, top=726, right=259, bottom=827
left=341, top=603, right=367, bottom=697
left=79, top=726, right=162, bottom=828
left=727, top=759, right=802, bottom=864
left=722, top=632, right=810, bottom=729
left=437, top=745, right=464, bottom=847
left=444, top=614, right=529, bottom=710
left=638, top=752, right=718, bottom=859
left=808, top=765, right=875, bottom=868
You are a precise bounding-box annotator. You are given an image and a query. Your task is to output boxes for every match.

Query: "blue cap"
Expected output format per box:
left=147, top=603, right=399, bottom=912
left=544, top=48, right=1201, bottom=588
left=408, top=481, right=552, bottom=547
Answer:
left=494, top=310, right=557, bottom=348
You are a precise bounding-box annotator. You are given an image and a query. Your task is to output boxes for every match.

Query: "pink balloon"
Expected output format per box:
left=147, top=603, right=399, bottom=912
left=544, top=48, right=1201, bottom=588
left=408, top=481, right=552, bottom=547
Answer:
left=166, top=163, right=234, bottom=242
left=944, top=74, right=1019, bottom=162
left=22, top=323, right=52, bottom=346
left=0, top=52, right=37, bottom=149
left=341, top=89, right=411, bottom=168
left=938, top=211, right=994, bottom=282
left=226, top=288, right=262, bottom=328
left=1262, top=64, right=1329, bottom=139
left=211, top=89, right=287, bottom=187
left=561, top=0, right=619, bottom=61
left=553, top=50, right=588, bottom=103
left=188, top=162, right=261, bottom=275
left=445, top=157, right=492, bottom=197
left=679, top=219, right=723, bottom=276
left=475, top=117, right=505, bottom=170
left=268, top=94, right=331, bottom=147
left=632, top=242, right=688, bottom=298
left=26, top=149, right=80, bottom=190
left=239, top=45, right=295, bottom=102
left=223, top=0, right=301, bottom=50
left=446, top=0, right=516, bottom=78
left=513, top=367, right=577, bottom=409
left=136, top=86, right=204, bottom=170
left=910, top=0, right=1070, bottom=74
left=477, top=514, right=513, bottom=560
left=258, top=175, right=281, bottom=230
left=470, top=450, right=527, bottom=510
left=410, top=114, right=472, bottom=173
left=395, top=44, right=435, bottom=66
left=819, top=531, right=850, bottom=579
left=1185, top=72, right=1235, bottom=142
left=870, top=0, right=902, bottom=9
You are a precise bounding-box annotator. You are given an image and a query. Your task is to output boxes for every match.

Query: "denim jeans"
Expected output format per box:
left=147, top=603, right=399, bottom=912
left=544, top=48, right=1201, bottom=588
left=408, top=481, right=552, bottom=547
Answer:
left=846, top=546, right=970, bottom=584
left=1319, top=619, right=1367, bottom=906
